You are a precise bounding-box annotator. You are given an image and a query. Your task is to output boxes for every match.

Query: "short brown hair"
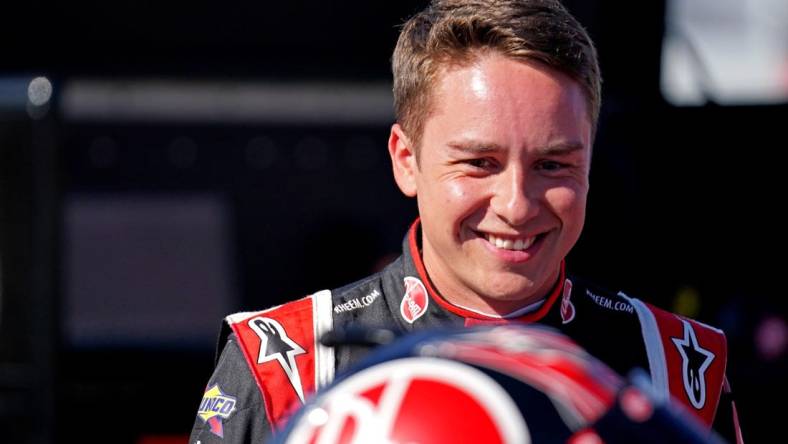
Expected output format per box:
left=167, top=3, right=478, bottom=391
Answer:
left=392, top=0, right=601, bottom=152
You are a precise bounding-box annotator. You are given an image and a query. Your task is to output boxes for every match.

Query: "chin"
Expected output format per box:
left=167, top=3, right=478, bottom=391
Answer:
left=480, top=278, right=537, bottom=302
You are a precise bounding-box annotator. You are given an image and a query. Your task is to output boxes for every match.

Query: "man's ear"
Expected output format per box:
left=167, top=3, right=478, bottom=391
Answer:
left=388, top=123, right=418, bottom=197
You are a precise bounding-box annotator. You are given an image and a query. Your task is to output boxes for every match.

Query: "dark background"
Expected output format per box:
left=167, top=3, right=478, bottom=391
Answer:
left=1, top=1, right=785, bottom=443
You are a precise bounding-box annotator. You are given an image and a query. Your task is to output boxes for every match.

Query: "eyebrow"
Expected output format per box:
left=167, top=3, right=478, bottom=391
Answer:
left=535, top=142, right=586, bottom=156
left=447, top=140, right=586, bottom=155
left=446, top=140, right=504, bottom=154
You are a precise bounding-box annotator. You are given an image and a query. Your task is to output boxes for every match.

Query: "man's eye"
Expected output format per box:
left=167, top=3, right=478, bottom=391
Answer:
left=465, top=158, right=495, bottom=169
left=537, top=160, right=567, bottom=171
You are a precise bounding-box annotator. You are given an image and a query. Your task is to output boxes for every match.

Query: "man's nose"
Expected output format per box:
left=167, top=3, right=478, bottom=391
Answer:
left=491, top=166, right=539, bottom=226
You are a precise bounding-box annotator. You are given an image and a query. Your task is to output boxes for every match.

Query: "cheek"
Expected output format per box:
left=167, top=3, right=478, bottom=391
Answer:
left=443, top=180, right=488, bottom=238
left=445, top=180, right=492, bottom=221
left=545, top=186, right=587, bottom=224
left=445, top=180, right=470, bottom=203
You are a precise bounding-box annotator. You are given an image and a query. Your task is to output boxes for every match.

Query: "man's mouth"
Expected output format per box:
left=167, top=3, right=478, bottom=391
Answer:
left=483, top=233, right=540, bottom=251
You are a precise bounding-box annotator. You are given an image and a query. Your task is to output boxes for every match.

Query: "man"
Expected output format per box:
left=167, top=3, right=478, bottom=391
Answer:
left=190, top=1, right=743, bottom=443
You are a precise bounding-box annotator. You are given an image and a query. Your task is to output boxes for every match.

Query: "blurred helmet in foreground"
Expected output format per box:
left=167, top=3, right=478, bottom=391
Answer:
left=274, top=325, right=724, bottom=444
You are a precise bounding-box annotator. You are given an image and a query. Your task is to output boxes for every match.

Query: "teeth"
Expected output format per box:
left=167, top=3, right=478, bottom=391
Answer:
left=486, top=234, right=536, bottom=251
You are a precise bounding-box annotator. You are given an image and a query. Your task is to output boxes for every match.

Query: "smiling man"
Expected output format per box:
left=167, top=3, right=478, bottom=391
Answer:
left=389, top=54, right=592, bottom=316
left=190, top=1, right=743, bottom=443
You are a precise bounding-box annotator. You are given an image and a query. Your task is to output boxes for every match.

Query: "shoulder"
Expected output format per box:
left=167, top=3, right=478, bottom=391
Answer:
left=221, top=292, right=337, bottom=428
left=634, top=300, right=729, bottom=426
left=613, top=288, right=728, bottom=355
left=225, top=291, right=338, bottom=367
left=224, top=265, right=393, bottom=386
left=226, top=292, right=333, bottom=331
left=571, top=276, right=729, bottom=426
left=571, top=274, right=728, bottom=366
left=190, top=335, right=270, bottom=443
left=568, top=275, right=727, bottom=343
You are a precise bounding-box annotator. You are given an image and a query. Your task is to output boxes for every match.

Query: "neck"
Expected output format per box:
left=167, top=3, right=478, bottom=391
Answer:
left=436, top=270, right=562, bottom=317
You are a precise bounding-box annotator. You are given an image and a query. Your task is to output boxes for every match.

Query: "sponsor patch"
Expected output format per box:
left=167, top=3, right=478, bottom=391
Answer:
left=671, top=319, right=715, bottom=409
left=400, top=276, right=429, bottom=323
left=585, top=289, right=634, bottom=313
left=560, top=279, right=576, bottom=324
left=197, top=384, right=237, bottom=438
left=334, top=289, right=381, bottom=314
left=248, top=317, right=307, bottom=403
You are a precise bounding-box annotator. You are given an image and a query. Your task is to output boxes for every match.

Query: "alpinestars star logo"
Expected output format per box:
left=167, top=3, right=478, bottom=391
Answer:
left=671, top=319, right=715, bottom=409
left=249, top=317, right=307, bottom=403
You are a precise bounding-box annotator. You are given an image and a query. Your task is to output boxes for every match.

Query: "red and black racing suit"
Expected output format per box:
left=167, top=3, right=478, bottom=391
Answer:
left=190, top=220, right=743, bottom=443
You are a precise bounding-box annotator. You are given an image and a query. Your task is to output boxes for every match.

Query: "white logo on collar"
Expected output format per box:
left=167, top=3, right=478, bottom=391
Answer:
left=401, top=277, right=429, bottom=324
left=671, top=319, right=715, bottom=409
left=248, top=317, right=307, bottom=403
left=334, top=289, right=381, bottom=314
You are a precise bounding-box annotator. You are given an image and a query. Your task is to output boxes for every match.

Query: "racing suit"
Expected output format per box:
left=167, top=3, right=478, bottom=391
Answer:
left=190, top=220, right=743, bottom=443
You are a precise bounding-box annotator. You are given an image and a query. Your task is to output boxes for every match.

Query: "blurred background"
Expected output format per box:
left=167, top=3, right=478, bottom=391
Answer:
left=1, top=0, right=785, bottom=442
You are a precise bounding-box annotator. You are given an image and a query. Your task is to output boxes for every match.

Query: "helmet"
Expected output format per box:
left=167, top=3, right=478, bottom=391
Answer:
left=274, top=325, right=723, bottom=444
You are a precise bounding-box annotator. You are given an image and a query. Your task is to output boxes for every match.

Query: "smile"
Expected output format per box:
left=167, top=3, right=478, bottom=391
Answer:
left=483, top=233, right=538, bottom=251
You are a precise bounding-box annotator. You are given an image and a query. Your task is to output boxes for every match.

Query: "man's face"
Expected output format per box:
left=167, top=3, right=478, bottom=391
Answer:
left=389, top=53, right=592, bottom=314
